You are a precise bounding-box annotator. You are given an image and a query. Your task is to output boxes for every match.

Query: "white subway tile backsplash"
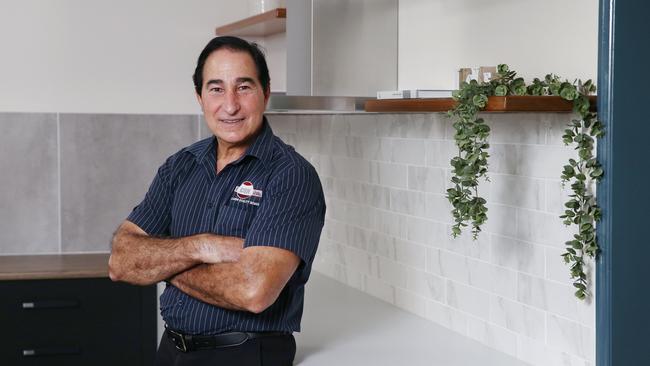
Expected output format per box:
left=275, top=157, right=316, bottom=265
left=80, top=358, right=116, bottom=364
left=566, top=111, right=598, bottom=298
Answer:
left=440, top=227, right=492, bottom=262
left=487, top=144, right=519, bottom=175
left=374, top=210, right=409, bottom=239
left=546, top=114, right=578, bottom=146
left=545, top=179, right=574, bottom=215
left=410, top=113, right=447, bottom=139
left=364, top=275, right=396, bottom=304
left=426, top=300, right=468, bottom=336
left=425, top=140, right=455, bottom=168
left=407, top=166, right=446, bottom=194
left=266, top=114, right=298, bottom=133
left=394, top=239, right=426, bottom=269
left=516, top=145, right=578, bottom=179
left=490, top=295, right=546, bottom=341
left=346, top=113, right=379, bottom=137
left=547, top=314, right=595, bottom=361
left=426, top=247, right=443, bottom=276
left=545, top=280, right=595, bottom=328
left=328, top=156, right=371, bottom=182
left=484, top=204, right=518, bottom=238
left=405, top=268, right=445, bottom=302
left=490, top=174, right=545, bottom=210
left=517, top=208, right=576, bottom=248
left=491, top=235, right=545, bottom=277
left=395, top=288, right=428, bottom=318
left=367, top=231, right=397, bottom=259
left=517, top=335, right=589, bottom=366
left=468, top=260, right=518, bottom=300
left=485, top=113, right=548, bottom=145
left=467, top=316, right=518, bottom=358
left=369, top=161, right=408, bottom=188
left=438, top=250, right=469, bottom=284
left=391, top=139, right=426, bottom=165
left=390, top=188, right=428, bottom=216
left=405, top=217, right=448, bottom=246
left=517, top=273, right=549, bottom=310
left=545, top=247, right=574, bottom=285
left=287, top=112, right=594, bottom=365
left=446, top=280, right=491, bottom=320
left=377, top=256, right=409, bottom=288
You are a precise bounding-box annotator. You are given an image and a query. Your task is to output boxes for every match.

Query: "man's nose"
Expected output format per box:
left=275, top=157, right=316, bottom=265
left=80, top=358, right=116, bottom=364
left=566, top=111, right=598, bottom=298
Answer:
left=223, top=90, right=240, bottom=114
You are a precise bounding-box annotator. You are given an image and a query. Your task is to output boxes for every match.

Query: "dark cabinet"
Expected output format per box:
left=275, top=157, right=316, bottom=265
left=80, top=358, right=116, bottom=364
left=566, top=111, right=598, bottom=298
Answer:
left=0, top=277, right=156, bottom=365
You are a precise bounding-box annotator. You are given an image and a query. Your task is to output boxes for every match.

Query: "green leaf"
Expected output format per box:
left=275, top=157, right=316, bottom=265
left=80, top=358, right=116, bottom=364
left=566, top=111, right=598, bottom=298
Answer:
left=472, top=94, right=488, bottom=108
left=494, top=85, right=508, bottom=96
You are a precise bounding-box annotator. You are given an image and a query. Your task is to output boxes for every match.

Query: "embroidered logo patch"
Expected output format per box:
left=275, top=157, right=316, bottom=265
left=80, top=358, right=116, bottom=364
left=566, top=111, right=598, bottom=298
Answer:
left=231, top=181, right=262, bottom=206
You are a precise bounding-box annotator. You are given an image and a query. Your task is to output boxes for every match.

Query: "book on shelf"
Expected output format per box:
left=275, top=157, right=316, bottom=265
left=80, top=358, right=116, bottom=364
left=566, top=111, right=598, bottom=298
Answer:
left=376, top=89, right=453, bottom=99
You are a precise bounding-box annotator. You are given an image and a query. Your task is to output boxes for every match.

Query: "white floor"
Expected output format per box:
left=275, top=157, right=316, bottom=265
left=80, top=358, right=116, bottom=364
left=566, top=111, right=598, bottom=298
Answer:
left=295, top=272, right=529, bottom=366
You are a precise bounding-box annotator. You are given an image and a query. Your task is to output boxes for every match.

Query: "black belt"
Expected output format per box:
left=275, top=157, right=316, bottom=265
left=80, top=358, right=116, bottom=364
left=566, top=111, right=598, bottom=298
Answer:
left=165, top=328, right=291, bottom=353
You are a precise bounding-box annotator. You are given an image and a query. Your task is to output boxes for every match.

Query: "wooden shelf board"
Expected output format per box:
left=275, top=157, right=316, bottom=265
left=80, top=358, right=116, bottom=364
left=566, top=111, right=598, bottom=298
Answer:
left=365, top=96, right=597, bottom=113
left=216, top=8, right=286, bottom=37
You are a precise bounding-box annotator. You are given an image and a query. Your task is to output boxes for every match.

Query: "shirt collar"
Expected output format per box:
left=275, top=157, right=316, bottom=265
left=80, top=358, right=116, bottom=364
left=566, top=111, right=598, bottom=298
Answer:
left=188, top=116, right=274, bottom=166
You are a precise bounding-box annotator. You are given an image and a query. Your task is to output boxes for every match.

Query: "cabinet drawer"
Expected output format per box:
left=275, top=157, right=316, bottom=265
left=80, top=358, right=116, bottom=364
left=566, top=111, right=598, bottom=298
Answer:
left=0, top=278, right=156, bottom=366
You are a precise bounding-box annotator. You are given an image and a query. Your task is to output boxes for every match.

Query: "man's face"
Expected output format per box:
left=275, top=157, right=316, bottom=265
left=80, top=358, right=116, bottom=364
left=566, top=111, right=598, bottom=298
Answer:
left=196, top=49, right=269, bottom=149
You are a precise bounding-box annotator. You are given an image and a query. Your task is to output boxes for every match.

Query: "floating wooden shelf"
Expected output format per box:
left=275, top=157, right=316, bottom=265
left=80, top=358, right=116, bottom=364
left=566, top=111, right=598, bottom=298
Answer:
left=364, top=96, right=597, bottom=113
left=215, top=8, right=286, bottom=36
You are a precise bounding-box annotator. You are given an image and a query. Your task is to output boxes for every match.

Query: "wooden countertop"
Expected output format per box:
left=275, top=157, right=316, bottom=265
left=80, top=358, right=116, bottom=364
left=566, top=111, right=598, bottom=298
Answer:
left=0, top=253, right=110, bottom=280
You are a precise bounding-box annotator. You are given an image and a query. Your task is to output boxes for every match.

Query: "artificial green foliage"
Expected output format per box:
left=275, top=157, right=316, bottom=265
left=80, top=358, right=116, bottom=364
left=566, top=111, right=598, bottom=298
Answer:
left=448, top=64, right=603, bottom=300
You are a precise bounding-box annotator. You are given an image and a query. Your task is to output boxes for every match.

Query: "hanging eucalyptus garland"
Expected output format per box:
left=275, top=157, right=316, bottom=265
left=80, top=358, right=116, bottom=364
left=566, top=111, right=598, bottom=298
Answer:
left=447, top=64, right=603, bottom=299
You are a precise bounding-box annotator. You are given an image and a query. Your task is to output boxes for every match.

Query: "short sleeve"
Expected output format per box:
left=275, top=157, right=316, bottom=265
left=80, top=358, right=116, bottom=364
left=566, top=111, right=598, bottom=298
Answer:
left=126, top=156, right=175, bottom=236
left=244, top=164, right=326, bottom=264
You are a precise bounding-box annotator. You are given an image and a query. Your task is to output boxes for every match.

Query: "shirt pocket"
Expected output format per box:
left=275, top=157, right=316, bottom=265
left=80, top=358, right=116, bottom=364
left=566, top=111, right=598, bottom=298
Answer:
left=214, top=201, right=259, bottom=238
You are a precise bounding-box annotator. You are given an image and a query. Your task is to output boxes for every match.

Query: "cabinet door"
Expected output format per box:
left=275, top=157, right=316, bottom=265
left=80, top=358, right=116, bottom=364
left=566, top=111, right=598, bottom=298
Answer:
left=0, top=278, right=156, bottom=366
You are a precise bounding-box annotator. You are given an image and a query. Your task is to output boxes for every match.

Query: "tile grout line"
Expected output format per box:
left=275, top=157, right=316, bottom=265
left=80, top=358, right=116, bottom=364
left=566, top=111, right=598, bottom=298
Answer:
left=57, top=113, right=62, bottom=253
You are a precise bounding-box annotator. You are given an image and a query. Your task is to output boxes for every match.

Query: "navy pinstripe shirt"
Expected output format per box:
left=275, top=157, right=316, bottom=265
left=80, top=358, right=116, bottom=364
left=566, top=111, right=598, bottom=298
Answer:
left=127, top=118, right=325, bottom=335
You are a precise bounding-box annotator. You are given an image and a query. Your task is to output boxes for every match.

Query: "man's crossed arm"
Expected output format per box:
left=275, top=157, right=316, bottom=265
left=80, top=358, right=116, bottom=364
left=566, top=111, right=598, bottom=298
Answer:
left=108, top=220, right=300, bottom=313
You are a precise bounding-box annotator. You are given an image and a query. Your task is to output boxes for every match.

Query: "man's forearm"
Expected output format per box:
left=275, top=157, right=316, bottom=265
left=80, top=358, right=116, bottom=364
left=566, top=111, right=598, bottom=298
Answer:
left=170, top=263, right=252, bottom=312
left=169, top=246, right=300, bottom=314
left=108, top=221, right=242, bottom=286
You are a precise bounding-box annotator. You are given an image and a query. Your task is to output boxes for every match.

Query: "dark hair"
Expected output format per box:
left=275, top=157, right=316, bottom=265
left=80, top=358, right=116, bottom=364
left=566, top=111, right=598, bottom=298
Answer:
left=192, top=36, right=270, bottom=96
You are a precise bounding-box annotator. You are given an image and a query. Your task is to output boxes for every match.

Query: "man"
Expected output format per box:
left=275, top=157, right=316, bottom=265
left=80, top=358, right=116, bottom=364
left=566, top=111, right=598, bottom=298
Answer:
left=108, top=36, right=326, bottom=366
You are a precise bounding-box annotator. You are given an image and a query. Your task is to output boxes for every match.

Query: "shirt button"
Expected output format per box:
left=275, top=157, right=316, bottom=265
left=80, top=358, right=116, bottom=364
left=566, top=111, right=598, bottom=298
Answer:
left=207, top=202, right=214, bottom=208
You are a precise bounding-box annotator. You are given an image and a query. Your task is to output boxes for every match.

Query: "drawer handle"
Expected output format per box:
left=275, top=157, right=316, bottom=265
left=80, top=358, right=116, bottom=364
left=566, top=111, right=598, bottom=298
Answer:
left=21, top=299, right=80, bottom=309
left=22, top=346, right=81, bottom=357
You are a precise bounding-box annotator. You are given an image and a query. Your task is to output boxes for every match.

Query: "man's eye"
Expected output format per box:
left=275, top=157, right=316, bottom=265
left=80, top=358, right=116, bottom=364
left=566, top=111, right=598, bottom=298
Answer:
left=209, top=87, right=223, bottom=93
left=238, top=85, right=251, bottom=91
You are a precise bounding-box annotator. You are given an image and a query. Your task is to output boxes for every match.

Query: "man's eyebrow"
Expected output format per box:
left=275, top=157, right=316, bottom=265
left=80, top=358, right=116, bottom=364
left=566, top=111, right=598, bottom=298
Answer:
left=206, top=79, right=223, bottom=86
left=236, top=77, right=257, bottom=84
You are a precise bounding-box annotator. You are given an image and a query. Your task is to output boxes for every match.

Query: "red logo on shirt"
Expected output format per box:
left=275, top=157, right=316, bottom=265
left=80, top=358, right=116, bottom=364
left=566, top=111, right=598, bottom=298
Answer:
left=234, top=181, right=263, bottom=200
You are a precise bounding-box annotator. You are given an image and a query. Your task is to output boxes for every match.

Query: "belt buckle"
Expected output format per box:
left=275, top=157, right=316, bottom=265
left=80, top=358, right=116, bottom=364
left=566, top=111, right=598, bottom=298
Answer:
left=169, top=328, right=188, bottom=353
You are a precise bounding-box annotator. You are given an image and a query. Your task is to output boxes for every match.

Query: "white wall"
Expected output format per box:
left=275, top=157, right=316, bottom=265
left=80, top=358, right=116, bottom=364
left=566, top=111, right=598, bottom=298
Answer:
left=398, top=0, right=598, bottom=90
left=1, top=1, right=599, bottom=113
left=0, top=0, right=248, bottom=114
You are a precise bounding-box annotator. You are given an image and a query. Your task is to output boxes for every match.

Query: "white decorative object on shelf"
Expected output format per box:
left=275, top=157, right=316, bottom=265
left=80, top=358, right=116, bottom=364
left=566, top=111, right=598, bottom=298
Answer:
left=248, top=0, right=285, bottom=15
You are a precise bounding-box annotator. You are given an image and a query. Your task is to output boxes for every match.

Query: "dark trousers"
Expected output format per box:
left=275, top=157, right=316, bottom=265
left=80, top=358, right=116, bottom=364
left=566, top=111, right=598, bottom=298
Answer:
left=154, top=332, right=296, bottom=366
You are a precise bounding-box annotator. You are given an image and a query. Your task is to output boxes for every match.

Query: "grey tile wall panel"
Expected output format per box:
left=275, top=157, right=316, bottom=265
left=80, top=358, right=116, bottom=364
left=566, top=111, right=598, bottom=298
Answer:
left=0, top=113, right=59, bottom=254
left=60, top=114, right=197, bottom=252
left=199, top=115, right=212, bottom=140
